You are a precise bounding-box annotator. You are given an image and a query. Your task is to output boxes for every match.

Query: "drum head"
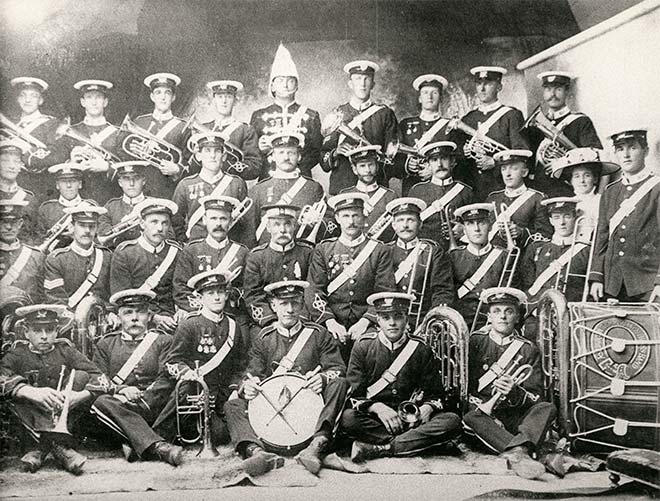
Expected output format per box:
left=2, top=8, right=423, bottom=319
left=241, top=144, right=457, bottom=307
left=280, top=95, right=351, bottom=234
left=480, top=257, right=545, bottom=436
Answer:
left=248, top=374, right=324, bottom=453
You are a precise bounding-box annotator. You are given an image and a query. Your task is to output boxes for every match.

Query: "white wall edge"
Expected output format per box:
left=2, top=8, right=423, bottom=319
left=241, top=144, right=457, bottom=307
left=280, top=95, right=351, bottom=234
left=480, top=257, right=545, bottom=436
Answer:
left=516, top=0, right=660, bottom=70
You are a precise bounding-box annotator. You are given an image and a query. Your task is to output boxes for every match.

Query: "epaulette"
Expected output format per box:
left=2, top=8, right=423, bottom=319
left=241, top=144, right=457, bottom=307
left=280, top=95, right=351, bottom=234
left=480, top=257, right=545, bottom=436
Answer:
left=419, top=237, right=437, bottom=247
left=38, top=198, right=58, bottom=208
left=301, top=320, right=324, bottom=331
left=188, top=237, right=205, bottom=245
left=318, top=236, right=338, bottom=244
left=513, top=333, right=534, bottom=345
left=182, top=310, right=201, bottom=321
left=42, top=114, right=56, bottom=120
left=150, top=328, right=173, bottom=337
left=408, top=180, right=431, bottom=191
left=165, top=239, right=183, bottom=249
left=449, top=244, right=466, bottom=252
left=54, top=338, right=74, bottom=347
left=254, top=176, right=272, bottom=186
left=357, top=330, right=378, bottom=341
left=456, top=180, right=472, bottom=190
left=94, top=243, right=112, bottom=252
left=295, top=240, right=314, bottom=248
left=250, top=242, right=269, bottom=253
left=179, top=173, right=199, bottom=182
left=605, top=178, right=622, bottom=190
left=48, top=246, right=70, bottom=257
left=529, top=188, right=545, bottom=196
left=24, top=244, right=44, bottom=253
left=135, top=113, right=151, bottom=120
left=115, top=238, right=139, bottom=251
left=487, top=189, right=505, bottom=198
left=470, top=327, right=489, bottom=338
left=260, top=323, right=278, bottom=338
left=10, top=339, right=29, bottom=349
left=100, top=330, right=121, bottom=340
left=21, top=188, right=35, bottom=197
left=71, top=121, right=85, bottom=128
left=104, top=196, right=122, bottom=204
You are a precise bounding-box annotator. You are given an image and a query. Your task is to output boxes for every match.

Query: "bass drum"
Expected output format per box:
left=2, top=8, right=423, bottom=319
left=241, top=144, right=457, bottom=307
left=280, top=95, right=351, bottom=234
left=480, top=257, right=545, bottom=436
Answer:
left=248, top=373, right=324, bottom=455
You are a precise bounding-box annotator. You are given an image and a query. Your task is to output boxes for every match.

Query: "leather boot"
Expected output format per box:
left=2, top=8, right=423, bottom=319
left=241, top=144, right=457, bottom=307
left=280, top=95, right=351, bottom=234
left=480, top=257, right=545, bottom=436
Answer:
left=148, top=441, right=184, bottom=466
left=350, top=441, right=391, bottom=463
left=121, top=444, right=138, bottom=462
left=20, top=449, right=46, bottom=473
left=213, top=444, right=285, bottom=481
left=51, top=443, right=86, bottom=475
left=501, top=446, right=546, bottom=480
left=295, top=435, right=328, bottom=475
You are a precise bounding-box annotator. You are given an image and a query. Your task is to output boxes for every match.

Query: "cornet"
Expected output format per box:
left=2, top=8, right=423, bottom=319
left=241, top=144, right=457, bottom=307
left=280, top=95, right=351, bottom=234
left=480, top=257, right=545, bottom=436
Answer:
left=56, top=121, right=121, bottom=164
left=477, top=355, right=532, bottom=416
left=120, top=116, right=183, bottom=168
left=52, top=367, right=76, bottom=435
left=398, top=389, right=424, bottom=428
left=440, top=206, right=460, bottom=251
left=39, top=214, right=72, bottom=253
left=385, top=140, right=425, bottom=170
left=447, top=117, right=507, bottom=165
left=296, top=200, right=327, bottom=243
left=186, top=121, right=248, bottom=174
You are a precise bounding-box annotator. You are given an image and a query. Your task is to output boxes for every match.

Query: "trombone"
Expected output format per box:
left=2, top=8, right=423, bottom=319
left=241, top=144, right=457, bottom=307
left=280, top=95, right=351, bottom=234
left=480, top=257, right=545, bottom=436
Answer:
left=228, top=197, right=253, bottom=230
left=493, top=203, right=520, bottom=288
left=120, top=116, right=183, bottom=168
left=406, top=241, right=434, bottom=330
left=296, top=200, right=327, bottom=243
left=554, top=215, right=596, bottom=299
left=477, top=355, right=532, bottom=416
left=52, top=366, right=76, bottom=435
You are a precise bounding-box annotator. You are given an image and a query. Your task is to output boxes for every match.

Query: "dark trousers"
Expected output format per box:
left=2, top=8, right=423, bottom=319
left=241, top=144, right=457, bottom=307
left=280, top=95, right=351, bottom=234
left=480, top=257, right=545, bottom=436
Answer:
left=11, top=400, right=91, bottom=448
left=92, top=395, right=163, bottom=456
left=606, top=287, right=652, bottom=303
left=224, top=377, right=349, bottom=454
left=463, top=401, right=556, bottom=453
left=340, top=408, right=461, bottom=455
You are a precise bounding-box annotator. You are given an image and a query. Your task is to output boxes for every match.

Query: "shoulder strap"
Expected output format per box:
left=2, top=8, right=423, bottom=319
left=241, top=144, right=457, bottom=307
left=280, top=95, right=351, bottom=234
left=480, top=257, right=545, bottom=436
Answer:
left=394, top=242, right=422, bottom=284
left=420, top=184, right=465, bottom=221
left=366, top=339, right=420, bottom=398
left=91, top=124, right=116, bottom=146
left=218, top=120, right=242, bottom=141
left=338, top=105, right=385, bottom=145
left=199, top=317, right=236, bottom=376
left=457, top=248, right=505, bottom=298
left=186, top=175, right=235, bottom=238
left=417, top=118, right=449, bottom=149
left=141, top=245, right=178, bottom=291
left=327, top=240, right=379, bottom=295
left=155, top=117, right=181, bottom=139
left=477, top=106, right=512, bottom=136
left=215, top=242, right=241, bottom=271
left=68, top=248, right=104, bottom=309
left=21, top=116, right=51, bottom=134
left=554, top=113, right=583, bottom=132
left=272, top=327, right=315, bottom=376
left=111, top=331, right=160, bottom=384
left=365, top=187, right=389, bottom=216
left=477, top=338, right=524, bottom=392
left=0, top=247, right=32, bottom=287
left=10, top=190, right=28, bottom=203
left=609, top=177, right=660, bottom=236
left=255, top=177, right=308, bottom=240
left=487, top=190, right=536, bottom=242
left=528, top=243, right=588, bottom=296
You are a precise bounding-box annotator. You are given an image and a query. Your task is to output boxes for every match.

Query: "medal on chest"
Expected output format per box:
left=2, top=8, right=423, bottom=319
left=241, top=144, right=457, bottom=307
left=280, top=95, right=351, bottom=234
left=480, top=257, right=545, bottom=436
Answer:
left=197, top=328, right=217, bottom=354
left=197, top=255, right=212, bottom=271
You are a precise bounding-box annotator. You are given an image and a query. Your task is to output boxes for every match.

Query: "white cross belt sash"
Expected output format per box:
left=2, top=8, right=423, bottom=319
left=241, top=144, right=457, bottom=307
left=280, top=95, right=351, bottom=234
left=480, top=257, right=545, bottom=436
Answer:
left=609, top=176, right=660, bottom=237
left=327, top=239, right=379, bottom=295
left=186, top=175, right=233, bottom=238
left=367, top=339, right=419, bottom=398
left=215, top=242, right=241, bottom=272
left=394, top=244, right=421, bottom=284
left=141, top=245, right=178, bottom=292
left=112, top=330, right=160, bottom=385
left=420, top=183, right=465, bottom=221
left=91, top=125, right=117, bottom=146
left=216, top=120, right=242, bottom=141
left=10, top=189, right=28, bottom=203
left=68, top=248, right=104, bottom=309
left=365, top=187, right=388, bottom=216
left=255, top=176, right=307, bottom=240
left=0, top=247, right=32, bottom=287
left=199, top=317, right=236, bottom=376
left=273, top=327, right=315, bottom=376
left=528, top=243, right=588, bottom=296
left=477, top=339, right=524, bottom=392
left=20, top=116, right=51, bottom=134
left=154, top=117, right=181, bottom=140
left=457, top=248, right=504, bottom=299
left=535, top=113, right=582, bottom=164
left=476, top=106, right=512, bottom=136
left=337, top=105, right=384, bottom=146
left=487, top=190, right=535, bottom=242
left=417, top=118, right=449, bottom=149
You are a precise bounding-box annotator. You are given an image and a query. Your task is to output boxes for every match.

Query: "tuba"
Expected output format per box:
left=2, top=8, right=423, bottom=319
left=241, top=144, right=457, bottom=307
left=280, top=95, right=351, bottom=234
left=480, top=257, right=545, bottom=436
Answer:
left=56, top=121, right=121, bottom=164
left=73, top=295, right=108, bottom=358
left=476, top=355, right=533, bottom=416
left=186, top=121, right=248, bottom=175
left=524, top=107, right=578, bottom=169
left=0, top=112, right=51, bottom=169
left=411, top=306, right=469, bottom=413
left=38, top=214, right=72, bottom=253
left=120, top=115, right=183, bottom=168
left=0, top=286, right=31, bottom=355
left=447, top=117, right=507, bottom=165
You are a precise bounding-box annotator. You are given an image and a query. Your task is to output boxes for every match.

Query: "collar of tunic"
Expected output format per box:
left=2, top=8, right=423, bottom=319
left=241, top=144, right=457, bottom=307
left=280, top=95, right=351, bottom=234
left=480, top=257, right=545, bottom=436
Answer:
left=396, top=238, right=419, bottom=251
left=18, top=110, right=44, bottom=125
left=271, top=169, right=300, bottom=179
left=349, top=98, right=373, bottom=112
left=477, top=100, right=502, bottom=114
left=546, top=106, right=570, bottom=120
left=0, top=182, right=19, bottom=194
left=152, top=110, right=173, bottom=121
left=467, top=243, right=492, bottom=257
left=122, top=193, right=146, bottom=206
left=488, top=330, right=514, bottom=346
left=28, top=344, right=55, bottom=354
left=276, top=320, right=303, bottom=338
left=419, top=110, right=441, bottom=122
left=71, top=241, right=94, bottom=257
left=622, top=165, right=654, bottom=185
left=206, top=235, right=229, bottom=250
left=355, top=181, right=378, bottom=193
left=121, top=331, right=146, bottom=342
left=199, top=169, right=225, bottom=185
left=83, top=116, right=108, bottom=127
left=551, top=235, right=572, bottom=246
left=378, top=330, right=407, bottom=351
left=214, top=116, right=236, bottom=129
left=504, top=184, right=528, bottom=198
left=201, top=308, right=224, bottom=323
left=0, top=240, right=21, bottom=251
left=431, top=176, right=453, bottom=186
left=269, top=240, right=295, bottom=253
left=138, top=235, right=165, bottom=254
left=339, top=233, right=366, bottom=248
left=58, top=195, right=82, bottom=207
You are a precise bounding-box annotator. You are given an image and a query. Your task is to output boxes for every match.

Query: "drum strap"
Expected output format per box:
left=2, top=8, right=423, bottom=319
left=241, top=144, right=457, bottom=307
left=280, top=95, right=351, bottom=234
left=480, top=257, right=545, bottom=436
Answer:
left=477, top=339, right=524, bottom=392
left=609, top=176, right=660, bottom=236
left=0, top=247, right=31, bottom=288
left=365, top=187, right=388, bottom=216
left=186, top=175, right=234, bottom=238
left=528, top=243, right=588, bottom=296
left=199, top=317, right=236, bottom=376
left=327, top=240, right=378, bottom=295
left=338, top=105, right=384, bottom=145
left=476, top=106, right=511, bottom=136
left=255, top=176, right=307, bottom=241
left=273, top=327, right=315, bottom=376
left=417, top=118, right=449, bottom=149
left=68, top=248, right=104, bottom=309
left=487, top=190, right=535, bottom=242
left=154, top=117, right=181, bottom=140
left=112, top=330, right=160, bottom=385
left=457, top=248, right=504, bottom=299
left=367, top=339, right=419, bottom=398
left=394, top=242, right=422, bottom=284
left=141, top=245, right=178, bottom=292
left=420, top=183, right=465, bottom=221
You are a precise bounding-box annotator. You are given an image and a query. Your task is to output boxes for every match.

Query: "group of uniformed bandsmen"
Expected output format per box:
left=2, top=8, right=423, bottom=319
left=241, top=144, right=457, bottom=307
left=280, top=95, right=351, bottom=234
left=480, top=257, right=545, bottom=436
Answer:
left=1, top=42, right=659, bottom=480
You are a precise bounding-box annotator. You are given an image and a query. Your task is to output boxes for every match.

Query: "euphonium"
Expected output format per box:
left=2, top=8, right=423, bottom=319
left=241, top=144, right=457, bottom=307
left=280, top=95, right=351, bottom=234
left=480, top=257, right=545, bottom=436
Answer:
left=477, top=355, right=533, bottom=416
left=398, top=389, right=424, bottom=428
left=0, top=112, right=51, bottom=167
left=56, top=122, right=121, bottom=164
left=321, top=109, right=373, bottom=147
left=120, top=115, right=183, bottom=168
left=524, top=107, right=578, bottom=169
left=447, top=117, right=507, bottom=164
left=52, top=367, right=76, bottom=435
left=38, top=214, right=72, bottom=253
left=186, top=121, right=248, bottom=174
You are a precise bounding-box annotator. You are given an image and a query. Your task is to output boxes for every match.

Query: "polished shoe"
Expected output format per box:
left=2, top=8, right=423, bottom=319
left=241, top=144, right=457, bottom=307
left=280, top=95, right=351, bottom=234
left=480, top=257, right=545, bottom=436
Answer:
left=295, top=435, right=328, bottom=475
left=350, top=441, right=391, bottom=463
left=501, top=446, right=546, bottom=480
left=20, top=449, right=46, bottom=473
left=149, top=441, right=184, bottom=466
left=121, top=444, right=138, bottom=462
left=51, top=444, right=86, bottom=475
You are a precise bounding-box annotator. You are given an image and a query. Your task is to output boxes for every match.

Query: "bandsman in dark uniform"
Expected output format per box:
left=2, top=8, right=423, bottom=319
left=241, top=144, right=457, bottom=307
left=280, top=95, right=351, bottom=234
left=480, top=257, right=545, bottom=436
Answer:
left=463, top=288, right=556, bottom=480
left=224, top=280, right=349, bottom=475
left=44, top=203, right=111, bottom=308
left=172, top=132, right=248, bottom=243
left=449, top=204, right=507, bottom=329
left=192, top=80, right=261, bottom=181
left=408, top=141, right=473, bottom=248
left=0, top=139, right=38, bottom=245
left=247, top=132, right=325, bottom=246
left=110, top=198, right=181, bottom=331
left=456, top=67, right=528, bottom=201
left=59, top=80, right=121, bottom=204
left=153, top=270, right=248, bottom=448
left=7, top=77, right=62, bottom=202
left=306, top=193, right=395, bottom=357
left=486, top=149, right=551, bottom=249
left=320, top=60, right=398, bottom=195
left=0, top=305, right=106, bottom=474
left=341, top=292, right=461, bottom=462
left=385, top=197, right=454, bottom=324
left=0, top=199, right=44, bottom=302
left=392, top=74, right=458, bottom=195
left=91, top=289, right=182, bottom=465
left=250, top=43, right=322, bottom=179
left=339, top=145, right=396, bottom=242
left=525, top=71, right=603, bottom=197
left=243, top=204, right=314, bottom=331
left=590, top=128, right=660, bottom=303
left=129, top=73, right=190, bottom=199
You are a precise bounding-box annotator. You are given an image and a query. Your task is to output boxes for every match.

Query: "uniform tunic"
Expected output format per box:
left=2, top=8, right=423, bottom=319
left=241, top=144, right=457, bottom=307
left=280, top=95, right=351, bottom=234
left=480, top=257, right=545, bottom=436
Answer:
left=44, top=243, right=112, bottom=306
left=591, top=169, right=660, bottom=298
left=110, top=236, right=181, bottom=314
left=339, top=184, right=396, bottom=242
left=341, top=330, right=461, bottom=454
left=320, top=102, right=398, bottom=195
left=0, top=241, right=44, bottom=303
left=244, top=241, right=314, bottom=327
left=306, top=234, right=395, bottom=327
left=250, top=102, right=322, bottom=179
left=36, top=196, right=95, bottom=247
left=99, top=194, right=146, bottom=248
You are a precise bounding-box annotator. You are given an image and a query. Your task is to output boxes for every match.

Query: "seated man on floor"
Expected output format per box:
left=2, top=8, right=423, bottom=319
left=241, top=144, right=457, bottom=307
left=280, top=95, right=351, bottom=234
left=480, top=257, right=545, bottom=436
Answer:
left=340, top=291, right=462, bottom=462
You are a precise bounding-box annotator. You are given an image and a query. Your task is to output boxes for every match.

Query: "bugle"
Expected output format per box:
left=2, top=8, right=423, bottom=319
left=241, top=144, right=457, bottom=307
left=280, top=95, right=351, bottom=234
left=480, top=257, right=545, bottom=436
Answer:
left=0, top=112, right=51, bottom=167
left=493, top=203, right=520, bottom=288
left=38, top=214, right=72, bottom=253
left=477, top=355, right=532, bottom=416
left=296, top=200, right=328, bottom=243
left=120, top=115, right=183, bottom=168
left=524, top=107, right=578, bottom=169
left=186, top=121, right=248, bottom=174
left=56, top=122, right=121, bottom=164
left=52, top=367, right=76, bottom=435
left=447, top=117, right=507, bottom=164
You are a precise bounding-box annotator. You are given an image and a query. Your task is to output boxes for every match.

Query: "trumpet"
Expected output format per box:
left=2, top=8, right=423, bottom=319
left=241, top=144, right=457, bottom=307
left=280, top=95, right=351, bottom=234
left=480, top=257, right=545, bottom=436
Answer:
left=98, top=212, right=140, bottom=245
left=321, top=109, right=373, bottom=148
left=39, top=214, right=72, bottom=253
left=52, top=367, right=76, bottom=435
left=0, top=112, right=51, bottom=168
left=174, top=361, right=218, bottom=458
left=366, top=210, right=393, bottom=240
left=477, top=355, right=532, bottom=416
left=56, top=122, right=121, bottom=164
left=493, top=203, right=520, bottom=288
left=447, top=117, right=507, bottom=165
left=120, top=116, right=183, bottom=168
left=398, top=389, right=424, bottom=428
left=385, top=140, right=425, bottom=171
left=524, top=107, right=578, bottom=169
left=186, top=121, right=248, bottom=174
left=296, top=200, right=327, bottom=243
